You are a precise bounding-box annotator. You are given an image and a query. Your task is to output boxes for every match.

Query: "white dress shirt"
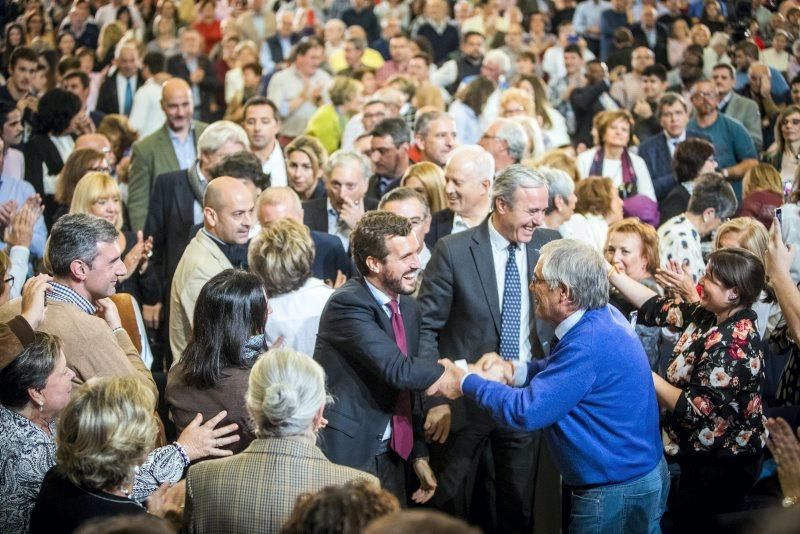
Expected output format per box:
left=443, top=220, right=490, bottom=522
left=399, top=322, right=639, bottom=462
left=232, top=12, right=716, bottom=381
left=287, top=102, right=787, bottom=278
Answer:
left=129, top=78, right=166, bottom=137
left=262, top=143, right=287, bottom=187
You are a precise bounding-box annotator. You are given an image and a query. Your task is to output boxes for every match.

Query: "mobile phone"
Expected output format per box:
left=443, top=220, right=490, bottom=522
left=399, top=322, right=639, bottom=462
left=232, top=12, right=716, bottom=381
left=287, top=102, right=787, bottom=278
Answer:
left=784, top=180, right=793, bottom=200
left=776, top=207, right=783, bottom=226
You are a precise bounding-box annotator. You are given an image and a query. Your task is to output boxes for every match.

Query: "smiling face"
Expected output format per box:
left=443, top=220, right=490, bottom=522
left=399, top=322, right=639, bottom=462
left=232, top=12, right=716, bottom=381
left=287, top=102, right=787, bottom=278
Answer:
left=444, top=158, right=490, bottom=216
left=605, top=231, right=650, bottom=280
left=493, top=186, right=548, bottom=244
left=38, top=351, right=76, bottom=420
left=698, top=268, right=738, bottom=315
left=373, top=233, right=421, bottom=297
left=90, top=193, right=122, bottom=226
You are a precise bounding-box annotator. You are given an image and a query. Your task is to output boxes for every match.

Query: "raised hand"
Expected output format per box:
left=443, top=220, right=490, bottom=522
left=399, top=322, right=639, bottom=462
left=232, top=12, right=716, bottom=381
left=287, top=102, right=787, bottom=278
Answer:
left=20, top=274, right=53, bottom=330
left=142, top=302, right=163, bottom=330
left=95, top=297, right=122, bottom=330
left=338, top=197, right=365, bottom=230
left=4, top=200, right=41, bottom=248
left=655, top=261, right=699, bottom=302
left=176, top=410, right=241, bottom=460
left=766, top=218, right=794, bottom=280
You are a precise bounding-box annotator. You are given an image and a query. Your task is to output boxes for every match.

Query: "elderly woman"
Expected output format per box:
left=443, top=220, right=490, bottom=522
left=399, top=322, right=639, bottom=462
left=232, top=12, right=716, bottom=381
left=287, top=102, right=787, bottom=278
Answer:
left=539, top=166, right=577, bottom=233
left=739, top=163, right=784, bottom=228
left=609, top=248, right=767, bottom=530
left=249, top=219, right=334, bottom=356
left=560, top=177, right=624, bottom=251
left=660, top=138, right=717, bottom=222
left=577, top=110, right=658, bottom=225
left=167, top=269, right=268, bottom=454
left=184, top=347, right=377, bottom=533
left=658, top=173, right=738, bottom=282
left=401, top=162, right=447, bottom=213
left=305, top=77, right=364, bottom=154
left=285, top=135, right=329, bottom=201
left=605, top=218, right=663, bottom=369
left=762, top=104, right=800, bottom=182
left=0, top=335, right=237, bottom=533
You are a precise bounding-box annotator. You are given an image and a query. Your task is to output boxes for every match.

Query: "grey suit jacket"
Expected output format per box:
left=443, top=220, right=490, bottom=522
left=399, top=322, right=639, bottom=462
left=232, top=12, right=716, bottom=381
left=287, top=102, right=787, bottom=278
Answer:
left=127, top=121, right=207, bottom=231
left=723, top=93, right=763, bottom=152
left=184, top=437, right=376, bottom=534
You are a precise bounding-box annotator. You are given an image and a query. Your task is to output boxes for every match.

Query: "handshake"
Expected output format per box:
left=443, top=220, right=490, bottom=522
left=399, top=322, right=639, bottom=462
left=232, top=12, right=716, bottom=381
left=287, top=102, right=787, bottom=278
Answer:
left=425, top=352, right=516, bottom=400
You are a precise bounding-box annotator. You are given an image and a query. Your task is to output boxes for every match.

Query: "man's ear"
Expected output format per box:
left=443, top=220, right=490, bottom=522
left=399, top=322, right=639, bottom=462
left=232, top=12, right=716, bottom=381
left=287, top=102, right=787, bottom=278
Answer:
left=69, top=259, right=88, bottom=281
left=204, top=206, right=217, bottom=228
left=365, top=255, right=382, bottom=276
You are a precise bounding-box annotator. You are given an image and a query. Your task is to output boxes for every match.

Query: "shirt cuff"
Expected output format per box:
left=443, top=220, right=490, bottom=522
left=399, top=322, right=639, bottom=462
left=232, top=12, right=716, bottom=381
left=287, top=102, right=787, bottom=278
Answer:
left=459, top=370, right=475, bottom=392
left=512, top=360, right=528, bottom=387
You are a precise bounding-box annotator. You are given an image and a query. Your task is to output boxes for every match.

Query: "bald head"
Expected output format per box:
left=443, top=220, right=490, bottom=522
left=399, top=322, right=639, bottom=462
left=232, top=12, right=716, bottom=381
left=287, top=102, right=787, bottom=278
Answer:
left=161, top=78, right=194, bottom=134
left=444, top=145, right=494, bottom=218
left=257, top=186, right=303, bottom=225
left=74, top=133, right=111, bottom=153
left=203, top=176, right=256, bottom=244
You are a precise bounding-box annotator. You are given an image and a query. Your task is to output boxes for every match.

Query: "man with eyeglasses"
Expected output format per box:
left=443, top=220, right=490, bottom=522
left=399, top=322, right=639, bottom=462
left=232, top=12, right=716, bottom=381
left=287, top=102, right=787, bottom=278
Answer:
left=638, top=92, right=712, bottom=201
left=479, top=119, right=528, bottom=175
left=712, top=63, right=762, bottom=152
left=687, top=80, right=758, bottom=195
left=342, top=99, right=387, bottom=151
left=367, top=118, right=410, bottom=200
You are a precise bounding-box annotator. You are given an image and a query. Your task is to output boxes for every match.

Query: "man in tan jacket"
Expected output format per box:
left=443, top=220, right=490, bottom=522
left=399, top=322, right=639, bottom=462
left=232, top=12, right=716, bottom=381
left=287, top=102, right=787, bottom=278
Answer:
left=0, top=214, right=156, bottom=396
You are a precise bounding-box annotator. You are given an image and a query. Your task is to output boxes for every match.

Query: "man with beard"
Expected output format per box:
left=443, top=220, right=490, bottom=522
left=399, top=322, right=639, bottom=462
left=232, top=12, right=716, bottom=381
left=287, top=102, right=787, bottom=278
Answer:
left=367, top=118, right=410, bottom=200
left=314, top=211, right=449, bottom=502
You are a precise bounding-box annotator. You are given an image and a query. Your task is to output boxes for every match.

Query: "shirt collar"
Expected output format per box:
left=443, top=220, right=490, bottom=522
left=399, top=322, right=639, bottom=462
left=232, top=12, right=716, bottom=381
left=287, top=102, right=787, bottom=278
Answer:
left=326, top=198, right=338, bottom=217
left=667, top=131, right=686, bottom=144
left=718, top=91, right=733, bottom=108
left=488, top=214, right=513, bottom=252
left=365, top=278, right=394, bottom=313
left=555, top=308, right=586, bottom=340
left=168, top=124, right=194, bottom=143
left=47, top=281, right=97, bottom=315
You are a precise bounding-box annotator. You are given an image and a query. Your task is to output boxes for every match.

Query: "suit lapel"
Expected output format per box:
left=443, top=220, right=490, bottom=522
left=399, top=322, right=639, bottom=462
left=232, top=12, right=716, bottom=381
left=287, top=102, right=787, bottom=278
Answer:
left=176, top=171, right=196, bottom=227
left=400, top=296, right=418, bottom=358
left=470, top=222, right=501, bottom=334
left=159, top=126, right=181, bottom=170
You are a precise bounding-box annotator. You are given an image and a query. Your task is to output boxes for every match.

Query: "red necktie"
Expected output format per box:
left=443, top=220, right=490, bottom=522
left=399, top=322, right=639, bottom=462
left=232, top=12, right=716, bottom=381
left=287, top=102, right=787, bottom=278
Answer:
left=388, top=299, right=413, bottom=460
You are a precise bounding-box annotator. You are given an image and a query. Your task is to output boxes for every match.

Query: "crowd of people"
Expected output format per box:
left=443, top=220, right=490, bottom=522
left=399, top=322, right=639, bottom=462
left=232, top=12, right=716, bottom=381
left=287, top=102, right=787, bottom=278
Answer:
left=4, top=0, right=800, bottom=532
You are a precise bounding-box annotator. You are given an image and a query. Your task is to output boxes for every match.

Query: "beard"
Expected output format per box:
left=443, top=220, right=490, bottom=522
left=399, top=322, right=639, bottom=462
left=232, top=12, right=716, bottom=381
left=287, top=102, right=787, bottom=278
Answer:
left=382, top=269, right=417, bottom=296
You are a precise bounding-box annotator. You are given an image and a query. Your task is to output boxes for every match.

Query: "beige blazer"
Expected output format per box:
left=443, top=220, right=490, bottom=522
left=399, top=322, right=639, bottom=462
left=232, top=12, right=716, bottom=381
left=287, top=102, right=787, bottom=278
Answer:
left=169, top=229, right=233, bottom=362
left=184, top=437, right=377, bottom=534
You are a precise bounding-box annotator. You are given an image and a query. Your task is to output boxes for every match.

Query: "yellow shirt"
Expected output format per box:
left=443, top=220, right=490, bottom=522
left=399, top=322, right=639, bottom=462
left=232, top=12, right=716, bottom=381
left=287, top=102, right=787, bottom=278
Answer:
left=328, top=48, right=385, bottom=74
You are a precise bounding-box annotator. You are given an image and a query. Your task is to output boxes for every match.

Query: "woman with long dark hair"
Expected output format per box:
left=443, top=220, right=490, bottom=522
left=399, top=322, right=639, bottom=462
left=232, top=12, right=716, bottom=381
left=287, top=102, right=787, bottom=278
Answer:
left=166, top=269, right=269, bottom=455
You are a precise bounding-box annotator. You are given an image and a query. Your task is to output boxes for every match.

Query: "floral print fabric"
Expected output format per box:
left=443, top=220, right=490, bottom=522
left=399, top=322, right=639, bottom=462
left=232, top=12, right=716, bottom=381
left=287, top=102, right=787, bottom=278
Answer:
left=639, top=296, right=767, bottom=458
left=657, top=215, right=706, bottom=283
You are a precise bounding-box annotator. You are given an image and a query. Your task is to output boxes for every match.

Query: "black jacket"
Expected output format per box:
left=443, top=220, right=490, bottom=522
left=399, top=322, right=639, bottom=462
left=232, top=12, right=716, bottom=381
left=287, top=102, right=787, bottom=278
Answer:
left=166, top=54, right=221, bottom=122
left=96, top=69, right=146, bottom=115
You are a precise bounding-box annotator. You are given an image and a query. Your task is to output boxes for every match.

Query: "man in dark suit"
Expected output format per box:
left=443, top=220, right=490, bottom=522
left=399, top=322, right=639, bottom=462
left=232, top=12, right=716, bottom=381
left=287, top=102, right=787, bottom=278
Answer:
left=167, top=29, right=220, bottom=123
left=260, top=9, right=301, bottom=74
left=417, top=165, right=559, bottom=533
left=315, top=211, right=447, bottom=500
left=96, top=42, right=145, bottom=116
left=570, top=60, right=620, bottom=148
left=303, top=150, right=378, bottom=252
left=366, top=118, right=410, bottom=200
left=424, top=145, right=493, bottom=248
left=257, top=186, right=351, bottom=281
left=637, top=92, right=712, bottom=201
left=630, top=6, right=669, bottom=67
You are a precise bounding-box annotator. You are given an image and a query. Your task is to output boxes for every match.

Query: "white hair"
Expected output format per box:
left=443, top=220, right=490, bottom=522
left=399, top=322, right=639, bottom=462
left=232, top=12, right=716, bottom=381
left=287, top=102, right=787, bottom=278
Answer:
left=491, top=118, right=528, bottom=163
left=538, top=239, right=609, bottom=310
left=491, top=164, right=547, bottom=208
left=445, top=145, right=495, bottom=183
left=537, top=166, right=574, bottom=213
left=197, top=120, right=250, bottom=154
left=484, top=49, right=511, bottom=75
left=324, top=150, right=372, bottom=183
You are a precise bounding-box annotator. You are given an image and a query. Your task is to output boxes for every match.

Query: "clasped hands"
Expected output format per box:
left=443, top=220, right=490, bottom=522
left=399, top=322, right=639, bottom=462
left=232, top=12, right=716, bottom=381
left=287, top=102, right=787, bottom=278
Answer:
left=426, top=352, right=515, bottom=400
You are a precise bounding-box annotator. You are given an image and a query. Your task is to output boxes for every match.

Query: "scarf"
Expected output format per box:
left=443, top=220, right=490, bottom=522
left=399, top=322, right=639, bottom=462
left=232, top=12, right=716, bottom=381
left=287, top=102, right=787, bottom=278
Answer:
left=588, top=147, right=638, bottom=199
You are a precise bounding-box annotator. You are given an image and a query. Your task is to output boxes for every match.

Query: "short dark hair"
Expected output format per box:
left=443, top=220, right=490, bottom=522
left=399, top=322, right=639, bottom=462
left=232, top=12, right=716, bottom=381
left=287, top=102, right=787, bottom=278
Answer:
left=351, top=211, right=412, bottom=277
left=181, top=269, right=268, bottom=389
left=62, top=69, right=89, bottom=89
left=44, top=213, right=119, bottom=276
left=642, top=64, right=667, bottom=81
left=0, top=333, right=63, bottom=408
left=211, top=151, right=271, bottom=190
left=378, top=186, right=431, bottom=216
left=410, top=52, right=431, bottom=66
left=0, top=100, right=17, bottom=128
left=517, top=50, right=537, bottom=63
left=687, top=172, right=738, bottom=219
left=462, top=31, right=485, bottom=43
left=57, top=56, right=81, bottom=76
left=657, top=92, right=688, bottom=116
left=706, top=248, right=765, bottom=308
left=142, top=50, right=166, bottom=75
left=243, top=96, right=279, bottom=122
left=242, top=62, right=262, bottom=77
left=370, top=117, right=410, bottom=147
left=32, top=88, right=81, bottom=135
left=735, top=40, right=760, bottom=60
left=563, top=44, right=581, bottom=56
left=712, top=62, right=735, bottom=77
left=291, top=37, right=323, bottom=61
left=673, top=138, right=715, bottom=183
left=791, top=74, right=800, bottom=87
left=9, top=46, right=37, bottom=69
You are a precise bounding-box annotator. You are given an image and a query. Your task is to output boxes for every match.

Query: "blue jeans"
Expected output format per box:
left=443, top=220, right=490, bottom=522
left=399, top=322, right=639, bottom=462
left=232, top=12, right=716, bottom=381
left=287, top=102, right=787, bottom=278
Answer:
left=569, top=457, right=670, bottom=534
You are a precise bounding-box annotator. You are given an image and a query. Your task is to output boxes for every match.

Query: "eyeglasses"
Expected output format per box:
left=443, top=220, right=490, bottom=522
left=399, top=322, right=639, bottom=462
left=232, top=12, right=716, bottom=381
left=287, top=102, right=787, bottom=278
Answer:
left=3, top=274, right=14, bottom=288
left=691, top=91, right=717, bottom=100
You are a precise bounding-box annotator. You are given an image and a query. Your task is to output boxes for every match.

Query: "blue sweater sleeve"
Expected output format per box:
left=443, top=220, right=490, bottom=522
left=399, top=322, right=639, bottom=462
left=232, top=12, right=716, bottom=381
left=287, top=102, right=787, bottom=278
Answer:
left=462, top=342, right=597, bottom=431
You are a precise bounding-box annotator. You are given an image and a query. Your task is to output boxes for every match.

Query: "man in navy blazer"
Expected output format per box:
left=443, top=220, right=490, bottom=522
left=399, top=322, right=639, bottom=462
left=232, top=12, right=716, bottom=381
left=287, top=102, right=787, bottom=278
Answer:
left=315, top=211, right=446, bottom=501
left=260, top=10, right=301, bottom=74
left=637, top=92, right=711, bottom=201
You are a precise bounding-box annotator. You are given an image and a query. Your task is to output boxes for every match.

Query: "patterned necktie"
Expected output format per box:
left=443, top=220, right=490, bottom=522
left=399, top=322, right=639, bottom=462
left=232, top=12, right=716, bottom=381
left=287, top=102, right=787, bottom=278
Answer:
left=124, top=77, right=133, bottom=115
left=388, top=299, right=413, bottom=460
left=500, top=243, right=521, bottom=360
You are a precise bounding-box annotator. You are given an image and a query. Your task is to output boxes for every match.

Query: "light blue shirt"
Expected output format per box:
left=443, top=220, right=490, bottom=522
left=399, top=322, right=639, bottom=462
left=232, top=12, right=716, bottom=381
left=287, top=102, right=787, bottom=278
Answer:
left=168, top=126, right=197, bottom=171
left=572, top=0, right=610, bottom=36
left=364, top=278, right=395, bottom=440
left=0, top=178, right=46, bottom=258
left=326, top=199, right=350, bottom=251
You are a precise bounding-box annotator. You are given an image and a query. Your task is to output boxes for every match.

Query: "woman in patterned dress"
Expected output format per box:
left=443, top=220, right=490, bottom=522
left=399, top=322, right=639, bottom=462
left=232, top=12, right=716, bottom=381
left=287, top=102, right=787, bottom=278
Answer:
left=609, top=248, right=767, bottom=530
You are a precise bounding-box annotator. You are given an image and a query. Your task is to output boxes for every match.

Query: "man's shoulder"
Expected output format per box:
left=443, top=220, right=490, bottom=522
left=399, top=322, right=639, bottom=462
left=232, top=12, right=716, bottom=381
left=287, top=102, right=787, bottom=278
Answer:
left=134, top=126, right=170, bottom=150
left=303, top=197, right=328, bottom=212
left=638, top=132, right=666, bottom=151
left=431, top=208, right=454, bottom=224
left=311, top=229, right=342, bottom=248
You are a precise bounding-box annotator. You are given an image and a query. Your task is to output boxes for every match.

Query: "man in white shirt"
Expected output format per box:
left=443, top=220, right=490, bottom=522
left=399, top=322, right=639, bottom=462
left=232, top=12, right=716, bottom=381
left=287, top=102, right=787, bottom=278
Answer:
left=96, top=41, right=143, bottom=117
left=94, top=0, right=145, bottom=32
left=129, top=51, right=171, bottom=138
left=242, top=97, right=286, bottom=187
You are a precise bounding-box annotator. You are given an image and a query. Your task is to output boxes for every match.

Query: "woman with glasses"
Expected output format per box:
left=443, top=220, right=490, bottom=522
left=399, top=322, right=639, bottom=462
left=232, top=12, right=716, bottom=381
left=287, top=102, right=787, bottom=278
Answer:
left=762, top=104, right=800, bottom=183
left=660, top=137, right=718, bottom=223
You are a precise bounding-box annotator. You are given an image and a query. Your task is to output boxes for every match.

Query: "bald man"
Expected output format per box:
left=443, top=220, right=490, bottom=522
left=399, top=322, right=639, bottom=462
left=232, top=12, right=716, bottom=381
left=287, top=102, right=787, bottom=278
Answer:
left=127, top=78, right=208, bottom=231
left=424, top=145, right=494, bottom=248
left=257, top=187, right=350, bottom=282
left=169, top=176, right=255, bottom=360
left=74, top=133, right=116, bottom=169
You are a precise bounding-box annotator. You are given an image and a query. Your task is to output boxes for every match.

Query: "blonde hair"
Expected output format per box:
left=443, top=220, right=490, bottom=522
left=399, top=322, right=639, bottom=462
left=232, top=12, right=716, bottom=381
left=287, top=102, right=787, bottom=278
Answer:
left=500, top=88, right=536, bottom=117
left=97, top=22, right=125, bottom=61
left=595, top=110, right=635, bottom=147
left=329, top=76, right=362, bottom=107
left=248, top=218, right=314, bottom=297
left=401, top=162, right=447, bottom=213
left=56, top=376, right=157, bottom=491
left=70, top=172, right=124, bottom=231
left=743, top=163, right=783, bottom=197
left=714, top=217, right=769, bottom=257
left=606, top=218, right=661, bottom=274
left=530, top=148, right=580, bottom=183
left=412, top=85, right=445, bottom=112
left=285, top=135, right=328, bottom=179
left=246, top=347, right=330, bottom=438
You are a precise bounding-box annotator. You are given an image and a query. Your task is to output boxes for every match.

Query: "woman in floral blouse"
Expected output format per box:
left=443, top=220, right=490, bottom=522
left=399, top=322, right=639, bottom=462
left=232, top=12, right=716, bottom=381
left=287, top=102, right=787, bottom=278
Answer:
left=609, top=247, right=767, bottom=530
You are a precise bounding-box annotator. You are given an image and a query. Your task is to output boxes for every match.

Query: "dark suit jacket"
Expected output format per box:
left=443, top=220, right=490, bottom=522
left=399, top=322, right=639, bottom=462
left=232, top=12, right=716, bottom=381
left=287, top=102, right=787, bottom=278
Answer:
left=143, top=168, right=198, bottom=299
left=637, top=130, right=712, bottom=201
left=302, top=196, right=380, bottom=234
left=630, top=23, right=669, bottom=66
left=315, top=277, right=444, bottom=474
left=366, top=174, right=401, bottom=201
left=311, top=230, right=351, bottom=280
left=96, top=70, right=146, bottom=115
left=570, top=81, right=614, bottom=147
left=266, top=33, right=301, bottom=65
left=417, top=221, right=560, bottom=429
left=89, top=110, right=105, bottom=127
left=659, top=183, right=691, bottom=225
left=424, top=208, right=455, bottom=248
left=166, top=54, right=221, bottom=122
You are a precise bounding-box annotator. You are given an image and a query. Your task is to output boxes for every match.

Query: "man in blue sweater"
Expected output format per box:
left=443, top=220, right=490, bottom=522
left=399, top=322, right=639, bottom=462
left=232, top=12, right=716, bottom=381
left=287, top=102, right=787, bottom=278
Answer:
left=431, top=239, right=668, bottom=532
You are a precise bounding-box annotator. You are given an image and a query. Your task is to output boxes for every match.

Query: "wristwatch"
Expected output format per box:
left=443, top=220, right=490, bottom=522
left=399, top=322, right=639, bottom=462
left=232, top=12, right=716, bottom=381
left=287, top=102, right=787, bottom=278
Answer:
left=721, top=168, right=729, bottom=179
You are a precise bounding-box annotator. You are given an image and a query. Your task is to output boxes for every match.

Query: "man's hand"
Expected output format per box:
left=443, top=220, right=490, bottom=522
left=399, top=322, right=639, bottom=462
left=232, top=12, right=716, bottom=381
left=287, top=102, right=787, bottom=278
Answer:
left=338, top=197, right=365, bottom=230
left=424, top=404, right=451, bottom=444
left=0, top=200, right=18, bottom=227
left=411, top=457, right=437, bottom=504
left=759, top=73, right=772, bottom=99
left=4, top=200, right=40, bottom=248
left=95, top=297, right=122, bottom=330
left=325, top=269, right=347, bottom=289
left=473, top=352, right=514, bottom=384
left=766, top=218, right=794, bottom=279
left=20, top=274, right=53, bottom=330
left=176, top=410, right=241, bottom=460
left=142, top=302, right=163, bottom=330
left=73, top=113, right=95, bottom=135
left=633, top=99, right=652, bottom=119
left=426, top=359, right=466, bottom=399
